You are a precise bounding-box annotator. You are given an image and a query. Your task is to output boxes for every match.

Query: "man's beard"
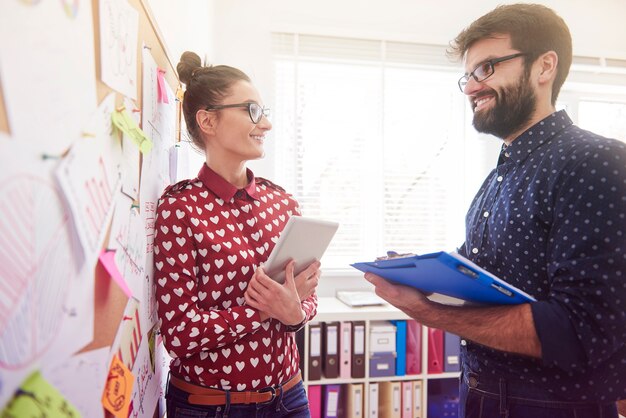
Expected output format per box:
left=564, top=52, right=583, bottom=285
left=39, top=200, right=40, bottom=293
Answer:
left=472, top=72, right=536, bottom=139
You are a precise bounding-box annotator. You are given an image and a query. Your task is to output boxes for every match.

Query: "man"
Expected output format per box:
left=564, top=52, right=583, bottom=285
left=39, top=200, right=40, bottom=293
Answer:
left=365, top=4, right=626, bottom=417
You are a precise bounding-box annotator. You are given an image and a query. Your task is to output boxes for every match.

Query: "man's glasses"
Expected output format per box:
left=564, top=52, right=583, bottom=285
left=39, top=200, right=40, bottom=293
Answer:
left=205, top=102, right=270, bottom=124
left=458, top=53, right=526, bottom=92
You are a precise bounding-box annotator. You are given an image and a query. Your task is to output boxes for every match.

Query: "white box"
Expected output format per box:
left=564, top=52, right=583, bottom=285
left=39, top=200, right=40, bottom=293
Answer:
left=369, top=321, right=396, bottom=353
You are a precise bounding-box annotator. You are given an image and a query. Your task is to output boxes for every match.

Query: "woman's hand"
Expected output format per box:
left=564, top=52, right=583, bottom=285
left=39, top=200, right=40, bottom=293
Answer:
left=244, top=261, right=306, bottom=325
left=293, top=260, right=321, bottom=301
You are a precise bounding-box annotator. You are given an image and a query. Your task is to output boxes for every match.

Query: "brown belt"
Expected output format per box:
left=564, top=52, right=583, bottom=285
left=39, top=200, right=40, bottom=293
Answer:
left=169, top=372, right=302, bottom=406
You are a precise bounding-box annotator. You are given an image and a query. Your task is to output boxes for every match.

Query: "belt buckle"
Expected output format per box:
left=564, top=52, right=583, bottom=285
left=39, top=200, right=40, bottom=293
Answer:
left=258, top=385, right=277, bottom=404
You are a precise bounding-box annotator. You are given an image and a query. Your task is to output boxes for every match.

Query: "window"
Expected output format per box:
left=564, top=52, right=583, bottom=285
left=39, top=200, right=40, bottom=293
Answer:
left=272, top=34, right=470, bottom=271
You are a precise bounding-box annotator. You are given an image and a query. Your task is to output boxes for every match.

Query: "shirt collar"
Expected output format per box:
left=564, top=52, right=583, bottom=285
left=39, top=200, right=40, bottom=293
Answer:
left=498, top=109, right=573, bottom=166
left=197, top=163, right=259, bottom=201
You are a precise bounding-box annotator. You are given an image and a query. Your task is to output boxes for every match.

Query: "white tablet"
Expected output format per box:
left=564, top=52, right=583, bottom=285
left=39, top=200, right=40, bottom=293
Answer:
left=263, top=216, right=339, bottom=283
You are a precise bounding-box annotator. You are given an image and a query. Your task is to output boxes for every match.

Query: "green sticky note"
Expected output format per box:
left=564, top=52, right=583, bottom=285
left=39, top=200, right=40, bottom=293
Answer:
left=111, top=110, right=153, bottom=154
left=1, top=371, right=81, bottom=418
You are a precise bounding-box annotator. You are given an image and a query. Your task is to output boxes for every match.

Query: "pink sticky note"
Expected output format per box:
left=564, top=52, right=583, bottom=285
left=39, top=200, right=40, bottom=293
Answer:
left=99, top=250, right=132, bottom=297
left=157, top=69, right=169, bottom=104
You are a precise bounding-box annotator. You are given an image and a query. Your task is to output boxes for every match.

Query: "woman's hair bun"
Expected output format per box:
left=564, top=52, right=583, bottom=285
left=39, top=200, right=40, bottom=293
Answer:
left=177, top=51, right=203, bottom=85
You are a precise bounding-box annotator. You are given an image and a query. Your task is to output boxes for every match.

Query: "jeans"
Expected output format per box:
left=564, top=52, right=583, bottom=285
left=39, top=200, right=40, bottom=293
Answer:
left=459, top=368, right=618, bottom=418
left=165, top=378, right=311, bottom=418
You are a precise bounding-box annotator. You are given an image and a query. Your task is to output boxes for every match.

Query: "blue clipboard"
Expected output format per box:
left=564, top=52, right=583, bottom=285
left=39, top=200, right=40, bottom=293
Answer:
left=351, top=251, right=536, bottom=305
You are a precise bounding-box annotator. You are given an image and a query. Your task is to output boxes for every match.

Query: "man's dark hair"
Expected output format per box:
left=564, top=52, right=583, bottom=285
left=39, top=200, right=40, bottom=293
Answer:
left=448, top=3, right=572, bottom=105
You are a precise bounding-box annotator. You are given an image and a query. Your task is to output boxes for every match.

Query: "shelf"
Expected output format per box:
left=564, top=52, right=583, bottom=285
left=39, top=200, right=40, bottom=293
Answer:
left=314, top=296, right=411, bottom=322
left=302, top=297, right=460, bottom=417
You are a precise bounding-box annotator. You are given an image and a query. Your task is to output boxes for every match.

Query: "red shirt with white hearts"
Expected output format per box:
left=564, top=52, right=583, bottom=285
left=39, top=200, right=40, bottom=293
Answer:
left=154, top=164, right=317, bottom=390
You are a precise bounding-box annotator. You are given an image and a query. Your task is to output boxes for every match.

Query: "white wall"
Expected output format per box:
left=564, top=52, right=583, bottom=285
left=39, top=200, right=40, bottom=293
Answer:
left=145, top=0, right=215, bottom=71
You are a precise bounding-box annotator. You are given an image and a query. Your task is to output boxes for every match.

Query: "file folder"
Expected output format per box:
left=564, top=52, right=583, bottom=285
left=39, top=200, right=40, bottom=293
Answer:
left=351, top=251, right=535, bottom=305
left=444, top=332, right=461, bottom=372
left=369, top=383, right=379, bottom=418
left=340, top=321, right=352, bottom=378
left=322, top=322, right=340, bottom=378
left=308, top=385, right=322, bottom=418
left=427, top=328, right=444, bottom=374
left=405, top=320, right=421, bottom=375
left=346, top=383, right=364, bottom=418
left=391, top=320, right=407, bottom=376
left=308, top=323, right=322, bottom=380
left=351, top=321, right=366, bottom=378
left=401, top=381, right=413, bottom=418
left=379, top=381, right=401, bottom=418
left=412, top=381, right=423, bottom=418
left=323, top=384, right=341, bottom=418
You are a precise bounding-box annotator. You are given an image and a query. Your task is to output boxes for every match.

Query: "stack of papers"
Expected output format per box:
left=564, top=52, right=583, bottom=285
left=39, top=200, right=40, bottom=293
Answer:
left=336, top=290, right=386, bottom=307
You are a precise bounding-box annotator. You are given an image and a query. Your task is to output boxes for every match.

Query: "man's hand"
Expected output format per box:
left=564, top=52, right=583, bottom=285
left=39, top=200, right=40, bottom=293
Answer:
left=365, top=272, right=433, bottom=318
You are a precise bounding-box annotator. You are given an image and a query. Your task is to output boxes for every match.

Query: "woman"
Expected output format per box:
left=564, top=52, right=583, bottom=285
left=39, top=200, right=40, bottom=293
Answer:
left=155, top=51, right=320, bottom=418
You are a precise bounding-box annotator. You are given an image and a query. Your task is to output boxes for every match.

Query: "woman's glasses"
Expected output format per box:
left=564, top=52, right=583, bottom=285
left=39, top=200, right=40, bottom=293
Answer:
left=205, top=102, right=270, bottom=124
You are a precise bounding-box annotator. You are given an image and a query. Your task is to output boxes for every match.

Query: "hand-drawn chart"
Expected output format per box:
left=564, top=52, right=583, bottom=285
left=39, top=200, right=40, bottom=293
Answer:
left=0, top=173, right=79, bottom=369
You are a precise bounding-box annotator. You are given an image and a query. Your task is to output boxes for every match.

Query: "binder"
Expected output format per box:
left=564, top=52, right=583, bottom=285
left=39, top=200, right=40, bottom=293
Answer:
left=401, top=381, right=413, bottom=418
left=308, top=385, right=322, bottom=418
left=405, top=320, right=421, bottom=375
left=340, top=321, right=352, bottom=378
left=351, top=251, right=536, bottom=305
left=308, top=323, right=322, bottom=380
left=345, top=383, right=364, bottom=418
left=444, top=332, right=461, bottom=372
left=351, top=321, right=366, bottom=378
left=322, top=321, right=340, bottom=378
left=378, top=381, right=401, bottom=418
left=391, top=320, right=407, bottom=376
left=412, top=381, right=423, bottom=418
left=369, top=382, right=379, bottom=418
left=323, top=384, right=341, bottom=418
left=427, top=328, right=444, bottom=374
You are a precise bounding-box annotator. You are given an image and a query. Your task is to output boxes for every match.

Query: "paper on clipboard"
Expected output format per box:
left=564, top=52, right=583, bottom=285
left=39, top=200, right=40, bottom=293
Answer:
left=351, top=251, right=536, bottom=305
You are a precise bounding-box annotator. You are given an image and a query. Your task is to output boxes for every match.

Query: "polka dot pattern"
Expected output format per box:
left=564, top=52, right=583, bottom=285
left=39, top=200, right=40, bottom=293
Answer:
left=459, top=110, right=626, bottom=402
left=153, top=164, right=316, bottom=390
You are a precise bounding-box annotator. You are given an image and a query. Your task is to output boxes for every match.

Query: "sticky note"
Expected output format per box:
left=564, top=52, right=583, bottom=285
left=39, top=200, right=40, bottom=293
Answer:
left=101, top=355, right=134, bottom=418
left=1, top=371, right=80, bottom=417
left=111, top=109, right=153, bottom=154
left=99, top=249, right=132, bottom=297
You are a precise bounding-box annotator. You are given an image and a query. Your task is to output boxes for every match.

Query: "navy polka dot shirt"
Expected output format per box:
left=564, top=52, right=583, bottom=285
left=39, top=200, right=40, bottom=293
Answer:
left=459, top=110, right=626, bottom=402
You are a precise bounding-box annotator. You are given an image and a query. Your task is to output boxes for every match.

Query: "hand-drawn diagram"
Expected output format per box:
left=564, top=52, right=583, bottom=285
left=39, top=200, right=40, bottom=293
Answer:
left=0, top=174, right=79, bottom=368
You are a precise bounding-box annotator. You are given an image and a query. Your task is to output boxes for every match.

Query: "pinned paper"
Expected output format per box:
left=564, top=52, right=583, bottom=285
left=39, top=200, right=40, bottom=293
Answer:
left=101, top=355, right=134, bottom=418
left=156, top=69, right=169, bottom=104
left=111, top=109, right=153, bottom=154
left=99, top=249, right=132, bottom=297
left=1, top=371, right=80, bottom=417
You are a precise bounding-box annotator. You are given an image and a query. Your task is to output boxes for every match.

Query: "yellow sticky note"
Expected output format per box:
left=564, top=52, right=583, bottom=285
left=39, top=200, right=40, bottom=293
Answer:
left=111, top=110, right=153, bottom=154
left=101, top=355, right=134, bottom=418
left=1, top=371, right=80, bottom=418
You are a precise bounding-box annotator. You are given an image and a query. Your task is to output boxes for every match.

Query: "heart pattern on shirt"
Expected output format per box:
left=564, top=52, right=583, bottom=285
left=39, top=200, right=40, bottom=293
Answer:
left=154, top=175, right=308, bottom=389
